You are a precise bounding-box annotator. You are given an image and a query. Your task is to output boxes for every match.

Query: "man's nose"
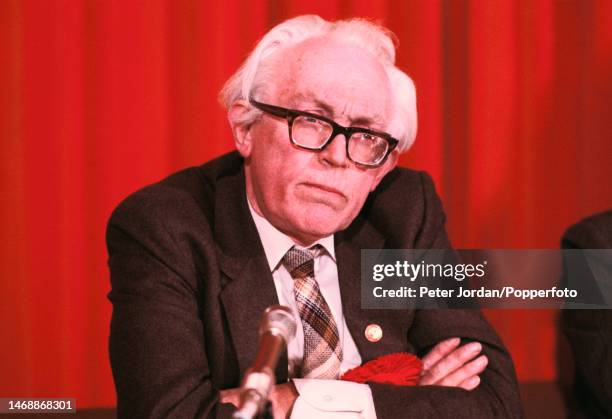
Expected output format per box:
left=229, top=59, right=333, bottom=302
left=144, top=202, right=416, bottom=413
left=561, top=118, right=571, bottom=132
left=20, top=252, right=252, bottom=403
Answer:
left=319, top=134, right=349, bottom=168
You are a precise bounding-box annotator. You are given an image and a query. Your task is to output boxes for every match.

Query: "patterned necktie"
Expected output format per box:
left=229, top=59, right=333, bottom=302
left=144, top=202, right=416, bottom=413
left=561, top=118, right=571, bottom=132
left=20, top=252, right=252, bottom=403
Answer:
left=282, top=245, right=343, bottom=379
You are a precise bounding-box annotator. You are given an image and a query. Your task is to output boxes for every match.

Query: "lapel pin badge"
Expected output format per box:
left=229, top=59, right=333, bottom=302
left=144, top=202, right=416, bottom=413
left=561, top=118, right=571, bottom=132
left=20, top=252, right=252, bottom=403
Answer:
left=365, top=324, right=383, bottom=342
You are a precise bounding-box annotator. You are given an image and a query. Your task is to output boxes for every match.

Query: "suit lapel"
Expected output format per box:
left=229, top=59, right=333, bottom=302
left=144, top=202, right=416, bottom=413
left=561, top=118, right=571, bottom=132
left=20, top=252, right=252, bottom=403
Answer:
left=336, top=217, right=415, bottom=362
left=214, top=166, right=288, bottom=383
left=336, top=217, right=382, bottom=360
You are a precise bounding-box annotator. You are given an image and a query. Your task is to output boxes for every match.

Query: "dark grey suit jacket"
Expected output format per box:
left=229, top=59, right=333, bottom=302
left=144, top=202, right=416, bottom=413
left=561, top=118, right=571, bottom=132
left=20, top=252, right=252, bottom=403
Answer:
left=107, top=151, right=522, bottom=418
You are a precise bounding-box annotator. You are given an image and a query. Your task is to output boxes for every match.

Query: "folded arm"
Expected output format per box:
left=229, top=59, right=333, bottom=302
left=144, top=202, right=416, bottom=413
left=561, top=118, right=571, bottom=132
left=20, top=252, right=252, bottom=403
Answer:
left=368, top=308, right=522, bottom=419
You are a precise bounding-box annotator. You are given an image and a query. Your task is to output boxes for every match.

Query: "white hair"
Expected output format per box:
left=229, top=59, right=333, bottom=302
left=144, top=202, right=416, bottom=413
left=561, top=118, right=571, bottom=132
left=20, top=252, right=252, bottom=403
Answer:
left=219, top=15, right=417, bottom=152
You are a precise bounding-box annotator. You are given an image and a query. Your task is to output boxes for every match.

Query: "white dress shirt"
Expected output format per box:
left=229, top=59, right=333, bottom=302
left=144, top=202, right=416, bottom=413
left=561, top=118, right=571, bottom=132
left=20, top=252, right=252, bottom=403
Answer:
left=247, top=199, right=377, bottom=419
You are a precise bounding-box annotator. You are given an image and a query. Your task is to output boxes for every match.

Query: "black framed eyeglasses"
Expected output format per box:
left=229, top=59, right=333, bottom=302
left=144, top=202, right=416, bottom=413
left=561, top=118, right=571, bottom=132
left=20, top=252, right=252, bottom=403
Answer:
left=249, top=98, right=399, bottom=167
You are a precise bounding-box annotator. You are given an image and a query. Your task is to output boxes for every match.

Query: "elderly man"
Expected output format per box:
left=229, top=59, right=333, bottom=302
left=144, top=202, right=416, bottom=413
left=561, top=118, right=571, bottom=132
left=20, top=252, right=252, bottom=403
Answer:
left=107, top=15, right=521, bottom=418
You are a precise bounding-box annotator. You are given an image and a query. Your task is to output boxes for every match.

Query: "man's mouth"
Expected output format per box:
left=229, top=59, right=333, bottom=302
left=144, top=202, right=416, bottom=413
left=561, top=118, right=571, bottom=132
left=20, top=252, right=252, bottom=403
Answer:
left=299, top=182, right=347, bottom=202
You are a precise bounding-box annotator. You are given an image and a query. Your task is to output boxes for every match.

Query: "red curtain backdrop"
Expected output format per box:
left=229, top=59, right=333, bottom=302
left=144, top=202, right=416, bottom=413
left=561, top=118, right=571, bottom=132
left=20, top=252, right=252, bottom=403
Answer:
left=1, top=0, right=610, bottom=408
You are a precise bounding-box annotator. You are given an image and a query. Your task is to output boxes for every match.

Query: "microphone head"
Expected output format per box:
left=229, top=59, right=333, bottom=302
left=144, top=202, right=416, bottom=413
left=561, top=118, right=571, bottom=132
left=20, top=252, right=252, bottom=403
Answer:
left=259, top=305, right=296, bottom=343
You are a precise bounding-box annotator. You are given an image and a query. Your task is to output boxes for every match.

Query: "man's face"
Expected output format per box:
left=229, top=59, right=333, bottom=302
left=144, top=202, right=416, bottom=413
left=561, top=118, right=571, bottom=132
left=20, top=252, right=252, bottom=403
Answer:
left=238, top=37, right=398, bottom=245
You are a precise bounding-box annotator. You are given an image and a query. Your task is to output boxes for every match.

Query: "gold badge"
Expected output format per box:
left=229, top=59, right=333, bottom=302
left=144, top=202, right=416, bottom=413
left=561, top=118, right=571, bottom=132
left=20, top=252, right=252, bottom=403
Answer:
left=365, top=324, right=383, bottom=342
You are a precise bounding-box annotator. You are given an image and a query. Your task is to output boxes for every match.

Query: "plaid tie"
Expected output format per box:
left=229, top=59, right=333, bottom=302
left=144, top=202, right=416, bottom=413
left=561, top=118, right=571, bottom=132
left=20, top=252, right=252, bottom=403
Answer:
left=282, top=246, right=343, bottom=379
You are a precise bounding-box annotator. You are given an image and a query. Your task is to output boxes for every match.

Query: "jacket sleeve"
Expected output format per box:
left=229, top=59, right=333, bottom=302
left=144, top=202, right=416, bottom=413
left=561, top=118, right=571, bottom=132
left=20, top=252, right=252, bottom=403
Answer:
left=368, top=171, right=523, bottom=418
left=369, top=309, right=522, bottom=418
left=106, top=186, right=235, bottom=419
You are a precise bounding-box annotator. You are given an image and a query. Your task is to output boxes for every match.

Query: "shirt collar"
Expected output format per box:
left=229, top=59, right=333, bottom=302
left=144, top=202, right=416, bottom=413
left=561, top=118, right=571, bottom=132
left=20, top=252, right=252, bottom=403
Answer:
left=247, top=196, right=336, bottom=271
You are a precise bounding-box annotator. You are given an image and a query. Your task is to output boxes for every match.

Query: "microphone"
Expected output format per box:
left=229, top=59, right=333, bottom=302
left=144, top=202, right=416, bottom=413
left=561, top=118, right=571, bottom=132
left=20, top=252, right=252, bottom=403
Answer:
left=233, top=305, right=297, bottom=419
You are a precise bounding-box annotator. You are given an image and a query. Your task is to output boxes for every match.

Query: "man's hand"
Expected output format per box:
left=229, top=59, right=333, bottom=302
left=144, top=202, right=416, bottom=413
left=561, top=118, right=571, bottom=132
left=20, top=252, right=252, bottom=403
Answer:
left=418, top=337, right=488, bottom=391
left=220, top=382, right=298, bottom=418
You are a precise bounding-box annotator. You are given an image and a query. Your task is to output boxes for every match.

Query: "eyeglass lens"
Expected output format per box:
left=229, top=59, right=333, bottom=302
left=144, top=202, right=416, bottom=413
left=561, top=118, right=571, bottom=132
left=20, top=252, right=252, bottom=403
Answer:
left=291, top=115, right=388, bottom=165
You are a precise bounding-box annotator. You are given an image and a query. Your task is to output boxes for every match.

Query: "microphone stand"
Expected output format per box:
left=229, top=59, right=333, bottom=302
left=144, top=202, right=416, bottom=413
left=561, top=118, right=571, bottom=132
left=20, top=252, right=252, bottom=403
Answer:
left=232, top=305, right=296, bottom=419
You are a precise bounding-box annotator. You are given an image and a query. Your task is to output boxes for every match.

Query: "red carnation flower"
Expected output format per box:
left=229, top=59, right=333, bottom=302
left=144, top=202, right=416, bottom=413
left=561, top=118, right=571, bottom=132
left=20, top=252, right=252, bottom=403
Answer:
left=341, top=352, right=422, bottom=386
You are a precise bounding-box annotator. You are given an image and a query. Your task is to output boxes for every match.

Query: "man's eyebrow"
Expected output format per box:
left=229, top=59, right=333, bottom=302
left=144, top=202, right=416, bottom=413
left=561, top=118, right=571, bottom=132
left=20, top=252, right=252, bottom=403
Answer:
left=290, top=93, right=333, bottom=115
left=293, top=93, right=385, bottom=127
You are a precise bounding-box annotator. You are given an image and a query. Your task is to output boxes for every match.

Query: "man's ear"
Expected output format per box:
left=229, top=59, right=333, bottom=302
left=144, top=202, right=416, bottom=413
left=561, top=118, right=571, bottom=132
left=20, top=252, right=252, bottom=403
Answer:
left=370, top=149, right=399, bottom=192
left=228, top=100, right=255, bottom=158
